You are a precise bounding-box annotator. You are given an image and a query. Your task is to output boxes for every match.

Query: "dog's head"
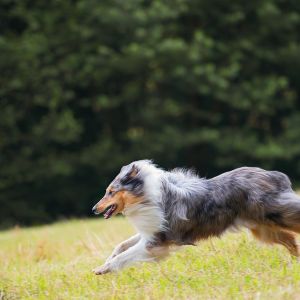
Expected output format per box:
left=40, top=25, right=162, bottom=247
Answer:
left=92, top=162, right=146, bottom=219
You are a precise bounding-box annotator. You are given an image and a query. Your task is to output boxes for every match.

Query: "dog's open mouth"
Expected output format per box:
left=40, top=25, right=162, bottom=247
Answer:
left=103, top=204, right=117, bottom=219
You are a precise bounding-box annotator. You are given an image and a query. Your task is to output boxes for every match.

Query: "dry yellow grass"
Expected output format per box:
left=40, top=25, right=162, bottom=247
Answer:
left=1, top=217, right=300, bottom=299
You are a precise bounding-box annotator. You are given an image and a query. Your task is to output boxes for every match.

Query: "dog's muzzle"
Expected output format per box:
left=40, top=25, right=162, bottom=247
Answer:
left=92, top=203, right=101, bottom=215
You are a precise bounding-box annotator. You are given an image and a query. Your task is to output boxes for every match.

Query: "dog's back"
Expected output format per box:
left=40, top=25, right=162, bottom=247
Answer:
left=209, top=166, right=292, bottom=194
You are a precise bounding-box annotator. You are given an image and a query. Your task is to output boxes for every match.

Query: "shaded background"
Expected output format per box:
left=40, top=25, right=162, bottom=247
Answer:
left=1, top=0, right=300, bottom=228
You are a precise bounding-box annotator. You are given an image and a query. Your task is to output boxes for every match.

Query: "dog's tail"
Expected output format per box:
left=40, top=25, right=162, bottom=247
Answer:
left=270, top=191, right=300, bottom=233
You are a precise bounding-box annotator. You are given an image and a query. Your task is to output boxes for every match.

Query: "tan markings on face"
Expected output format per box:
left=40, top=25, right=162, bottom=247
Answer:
left=121, top=191, right=143, bottom=208
left=94, top=190, right=143, bottom=216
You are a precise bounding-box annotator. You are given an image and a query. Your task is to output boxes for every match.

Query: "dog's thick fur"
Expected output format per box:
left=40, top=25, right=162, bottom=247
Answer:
left=92, top=160, right=300, bottom=274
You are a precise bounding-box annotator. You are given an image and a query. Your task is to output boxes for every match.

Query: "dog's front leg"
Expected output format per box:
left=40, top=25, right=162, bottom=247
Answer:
left=93, top=239, right=168, bottom=275
left=105, top=234, right=140, bottom=263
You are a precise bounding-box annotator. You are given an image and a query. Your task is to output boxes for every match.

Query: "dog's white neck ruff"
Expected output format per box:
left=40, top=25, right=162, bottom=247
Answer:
left=123, top=162, right=166, bottom=239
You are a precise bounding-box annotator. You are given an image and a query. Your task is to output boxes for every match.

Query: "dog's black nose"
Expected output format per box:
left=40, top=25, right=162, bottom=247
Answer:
left=92, top=206, right=97, bottom=214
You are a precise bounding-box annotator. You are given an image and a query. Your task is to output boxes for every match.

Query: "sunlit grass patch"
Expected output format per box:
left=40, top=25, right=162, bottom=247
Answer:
left=1, top=218, right=300, bottom=299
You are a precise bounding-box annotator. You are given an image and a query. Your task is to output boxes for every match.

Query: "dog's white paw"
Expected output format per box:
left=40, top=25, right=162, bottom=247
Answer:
left=93, top=263, right=112, bottom=275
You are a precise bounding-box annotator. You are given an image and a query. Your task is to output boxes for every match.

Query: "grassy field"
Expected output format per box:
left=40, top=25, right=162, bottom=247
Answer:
left=1, top=218, right=300, bottom=300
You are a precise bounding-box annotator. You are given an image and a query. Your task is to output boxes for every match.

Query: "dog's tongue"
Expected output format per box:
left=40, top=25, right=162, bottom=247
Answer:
left=104, top=205, right=115, bottom=219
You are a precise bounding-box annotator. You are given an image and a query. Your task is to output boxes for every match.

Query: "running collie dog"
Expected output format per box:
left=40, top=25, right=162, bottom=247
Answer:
left=92, top=160, right=300, bottom=274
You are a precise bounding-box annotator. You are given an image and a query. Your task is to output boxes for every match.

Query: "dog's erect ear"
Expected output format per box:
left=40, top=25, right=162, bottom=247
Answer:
left=127, top=164, right=139, bottom=178
left=121, top=164, right=140, bottom=185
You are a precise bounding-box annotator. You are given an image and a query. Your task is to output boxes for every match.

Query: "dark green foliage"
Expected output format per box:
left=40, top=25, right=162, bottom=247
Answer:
left=1, top=0, right=300, bottom=227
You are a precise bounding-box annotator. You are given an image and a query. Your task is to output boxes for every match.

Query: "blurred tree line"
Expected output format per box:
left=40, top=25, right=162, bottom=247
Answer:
left=1, top=0, right=300, bottom=227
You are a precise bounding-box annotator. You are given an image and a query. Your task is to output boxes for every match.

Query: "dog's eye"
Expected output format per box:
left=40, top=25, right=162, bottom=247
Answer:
left=108, top=190, right=113, bottom=196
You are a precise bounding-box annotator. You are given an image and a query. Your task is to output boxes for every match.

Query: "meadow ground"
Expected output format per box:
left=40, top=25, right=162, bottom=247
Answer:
left=1, top=218, right=300, bottom=300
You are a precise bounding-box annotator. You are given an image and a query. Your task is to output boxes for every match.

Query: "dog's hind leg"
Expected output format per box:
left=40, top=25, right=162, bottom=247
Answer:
left=250, top=226, right=299, bottom=257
